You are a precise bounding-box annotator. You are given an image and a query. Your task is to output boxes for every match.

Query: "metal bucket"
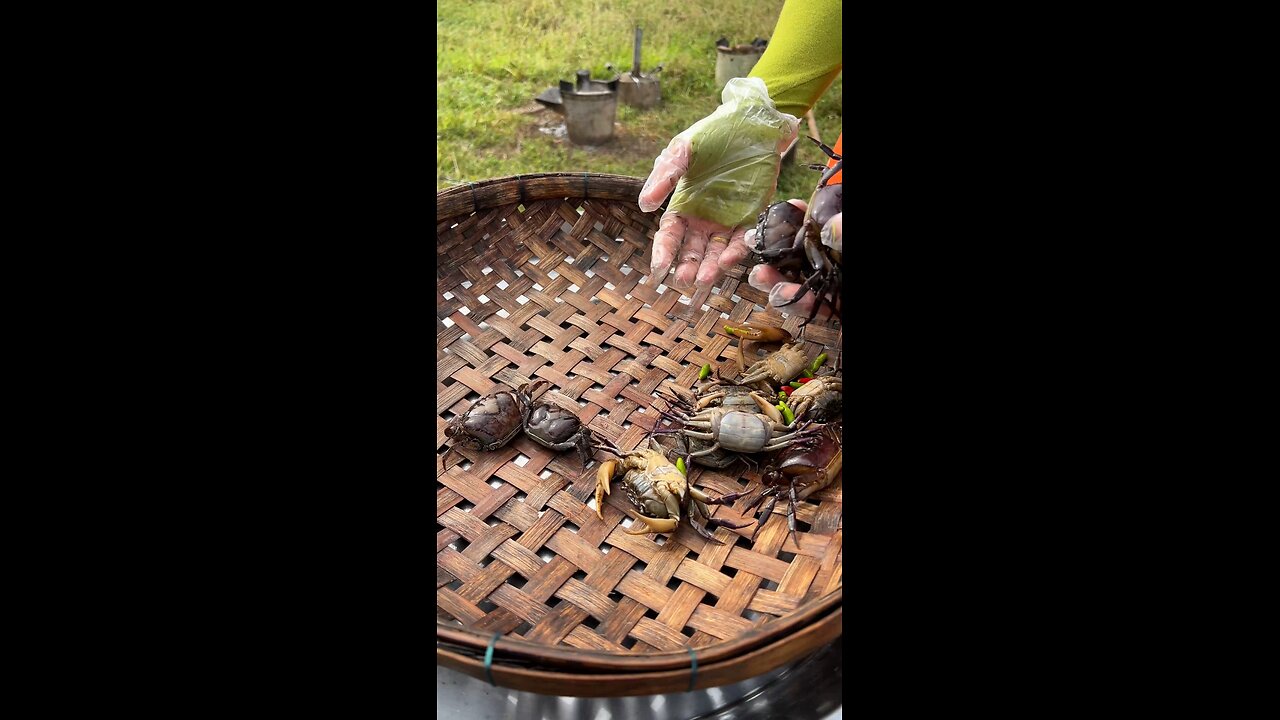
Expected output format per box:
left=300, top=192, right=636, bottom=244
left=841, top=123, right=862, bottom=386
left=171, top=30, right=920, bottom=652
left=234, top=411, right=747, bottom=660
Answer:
left=615, top=27, right=662, bottom=109
left=617, top=74, right=661, bottom=108
left=436, top=640, right=843, bottom=720
left=561, top=70, right=619, bottom=146
left=715, top=45, right=765, bottom=89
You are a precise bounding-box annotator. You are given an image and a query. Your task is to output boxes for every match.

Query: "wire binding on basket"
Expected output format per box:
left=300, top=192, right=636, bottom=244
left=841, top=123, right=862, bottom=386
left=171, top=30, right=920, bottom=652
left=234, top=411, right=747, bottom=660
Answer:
left=483, top=632, right=501, bottom=686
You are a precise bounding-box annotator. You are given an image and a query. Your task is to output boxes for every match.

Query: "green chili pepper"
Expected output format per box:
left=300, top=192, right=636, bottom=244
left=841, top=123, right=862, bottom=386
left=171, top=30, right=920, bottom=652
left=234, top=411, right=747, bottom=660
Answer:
left=802, top=369, right=814, bottom=379
left=777, top=390, right=787, bottom=401
left=699, top=364, right=711, bottom=380
left=676, top=457, right=688, bottom=475
left=790, top=381, right=803, bottom=388
left=810, top=353, right=828, bottom=373
left=779, top=401, right=796, bottom=425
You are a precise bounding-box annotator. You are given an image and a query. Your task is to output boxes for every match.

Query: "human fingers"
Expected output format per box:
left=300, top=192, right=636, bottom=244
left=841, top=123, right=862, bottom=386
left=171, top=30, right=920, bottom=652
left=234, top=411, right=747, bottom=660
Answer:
left=768, top=281, right=819, bottom=318
left=638, top=137, right=691, bottom=213
left=748, top=263, right=792, bottom=294
left=698, top=229, right=735, bottom=286
left=822, top=212, right=842, bottom=253
left=714, top=226, right=753, bottom=276
left=747, top=264, right=820, bottom=319
left=651, top=212, right=687, bottom=279
left=673, top=225, right=710, bottom=288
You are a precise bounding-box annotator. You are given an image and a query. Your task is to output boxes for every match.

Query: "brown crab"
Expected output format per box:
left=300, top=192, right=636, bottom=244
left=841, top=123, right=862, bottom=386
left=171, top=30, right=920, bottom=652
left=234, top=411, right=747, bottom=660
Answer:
left=787, top=370, right=842, bottom=423
left=593, top=438, right=752, bottom=542
left=442, top=383, right=537, bottom=468
left=739, top=341, right=810, bottom=388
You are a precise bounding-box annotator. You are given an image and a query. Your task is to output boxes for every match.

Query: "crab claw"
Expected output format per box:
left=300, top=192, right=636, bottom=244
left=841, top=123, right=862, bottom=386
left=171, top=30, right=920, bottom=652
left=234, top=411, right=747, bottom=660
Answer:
left=623, top=510, right=679, bottom=535
left=724, top=323, right=792, bottom=343
left=727, top=323, right=794, bottom=372
left=595, top=460, right=617, bottom=521
left=752, top=392, right=784, bottom=424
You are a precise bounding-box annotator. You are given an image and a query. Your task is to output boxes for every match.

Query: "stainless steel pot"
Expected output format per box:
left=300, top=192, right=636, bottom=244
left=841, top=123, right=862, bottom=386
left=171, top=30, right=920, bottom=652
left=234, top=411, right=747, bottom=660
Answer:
left=436, top=639, right=842, bottom=720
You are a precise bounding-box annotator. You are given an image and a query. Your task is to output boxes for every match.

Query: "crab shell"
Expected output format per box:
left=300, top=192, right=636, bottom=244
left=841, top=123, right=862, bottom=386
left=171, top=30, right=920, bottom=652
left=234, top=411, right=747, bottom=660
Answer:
left=444, top=386, right=531, bottom=451
left=524, top=402, right=584, bottom=446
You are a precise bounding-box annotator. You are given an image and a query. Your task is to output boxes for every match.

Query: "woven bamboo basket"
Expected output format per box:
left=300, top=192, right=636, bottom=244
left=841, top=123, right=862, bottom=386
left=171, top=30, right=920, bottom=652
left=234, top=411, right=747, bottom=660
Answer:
left=436, top=173, right=842, bottom=697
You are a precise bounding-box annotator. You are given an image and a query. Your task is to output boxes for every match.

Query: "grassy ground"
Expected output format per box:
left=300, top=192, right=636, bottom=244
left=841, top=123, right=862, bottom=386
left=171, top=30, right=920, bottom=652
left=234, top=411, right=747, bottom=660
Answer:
left=437, top=0, right=842, bottom=203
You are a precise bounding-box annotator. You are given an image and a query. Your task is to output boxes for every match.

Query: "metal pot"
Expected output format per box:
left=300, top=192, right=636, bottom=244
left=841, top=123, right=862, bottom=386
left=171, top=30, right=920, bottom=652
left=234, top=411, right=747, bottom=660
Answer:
left=436, top=639, right=842, bottom=720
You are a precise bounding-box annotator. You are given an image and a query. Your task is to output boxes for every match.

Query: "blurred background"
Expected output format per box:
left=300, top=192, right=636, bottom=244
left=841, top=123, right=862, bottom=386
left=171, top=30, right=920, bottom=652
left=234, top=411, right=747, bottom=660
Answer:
left=436, top=0, right=842, bottom=202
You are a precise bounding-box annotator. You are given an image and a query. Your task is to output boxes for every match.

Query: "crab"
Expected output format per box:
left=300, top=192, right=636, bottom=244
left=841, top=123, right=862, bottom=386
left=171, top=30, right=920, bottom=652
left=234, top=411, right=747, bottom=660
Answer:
left=442, top=383, right=537, bottom=469
left=651, top=404, right=819, bottom=461
left=787, top=370, right=843, bottom=423
left=738, top=341, right=811, bottom=387
left=523, top=380, right=594, bottom=465
left=593, top=438, right=752, bottom=542
left=658, top=374, right=782, bottom=424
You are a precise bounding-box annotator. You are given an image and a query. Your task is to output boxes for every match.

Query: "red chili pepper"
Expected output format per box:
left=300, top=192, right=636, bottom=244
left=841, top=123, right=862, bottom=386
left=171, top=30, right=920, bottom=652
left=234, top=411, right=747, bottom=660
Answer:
left=782, top=385, right=795, bottom=397
left=797, top=377, right=814, bottom=384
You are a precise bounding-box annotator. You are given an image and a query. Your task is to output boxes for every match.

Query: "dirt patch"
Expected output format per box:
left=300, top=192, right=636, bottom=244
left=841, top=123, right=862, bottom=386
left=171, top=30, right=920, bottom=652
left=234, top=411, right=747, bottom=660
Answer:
left=514, top=107, right=664, bottom=159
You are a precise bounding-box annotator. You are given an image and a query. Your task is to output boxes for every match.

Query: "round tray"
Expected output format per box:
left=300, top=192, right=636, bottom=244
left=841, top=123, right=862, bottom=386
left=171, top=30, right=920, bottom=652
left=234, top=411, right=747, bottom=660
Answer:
left=436, top=173, right=843, bottom=697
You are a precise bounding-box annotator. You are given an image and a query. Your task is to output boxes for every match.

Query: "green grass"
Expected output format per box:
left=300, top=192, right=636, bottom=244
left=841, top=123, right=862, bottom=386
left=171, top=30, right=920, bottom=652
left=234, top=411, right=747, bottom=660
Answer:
left=436, top=0, right=842, bottom=203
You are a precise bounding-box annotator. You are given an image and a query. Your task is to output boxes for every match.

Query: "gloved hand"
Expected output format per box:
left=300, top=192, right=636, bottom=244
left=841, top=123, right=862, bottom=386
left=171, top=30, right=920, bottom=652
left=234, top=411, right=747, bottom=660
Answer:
left=638, top=77, right=798, bottom=288
left=743, top=200, right=842, bottom=320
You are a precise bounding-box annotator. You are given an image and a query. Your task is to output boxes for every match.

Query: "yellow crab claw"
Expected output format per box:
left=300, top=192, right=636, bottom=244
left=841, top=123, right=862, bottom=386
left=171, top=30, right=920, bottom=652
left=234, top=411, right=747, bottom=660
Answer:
left=623, top=511, right=679, bottom=535
left=595, top=460, right=617, bottom=520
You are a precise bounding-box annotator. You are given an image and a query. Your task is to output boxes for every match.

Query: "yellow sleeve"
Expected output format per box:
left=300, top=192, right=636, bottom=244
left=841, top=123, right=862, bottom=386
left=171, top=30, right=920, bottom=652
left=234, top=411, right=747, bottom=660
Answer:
left=748, top=0, right=843, bottom=119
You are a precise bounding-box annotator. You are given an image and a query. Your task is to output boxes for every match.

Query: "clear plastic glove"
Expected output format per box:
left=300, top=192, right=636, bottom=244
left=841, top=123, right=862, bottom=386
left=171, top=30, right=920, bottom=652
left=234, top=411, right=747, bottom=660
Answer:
left=638, top=77, right=799, bottom=288
left=743, top=201, right=842, bottom=320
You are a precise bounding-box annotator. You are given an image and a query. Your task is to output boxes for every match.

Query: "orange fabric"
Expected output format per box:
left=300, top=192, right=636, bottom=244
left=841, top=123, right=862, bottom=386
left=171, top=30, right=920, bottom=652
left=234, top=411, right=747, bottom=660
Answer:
left=825, top=134, right=842, bottom=186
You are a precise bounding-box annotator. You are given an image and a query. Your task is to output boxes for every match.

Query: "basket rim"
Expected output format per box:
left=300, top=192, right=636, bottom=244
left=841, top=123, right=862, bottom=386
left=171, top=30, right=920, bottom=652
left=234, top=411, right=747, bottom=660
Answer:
left=436, top=605, right=842, bottom=697
left=436, top=172, right=649, bottom=222
left=436, top=586, right=841, bottom=673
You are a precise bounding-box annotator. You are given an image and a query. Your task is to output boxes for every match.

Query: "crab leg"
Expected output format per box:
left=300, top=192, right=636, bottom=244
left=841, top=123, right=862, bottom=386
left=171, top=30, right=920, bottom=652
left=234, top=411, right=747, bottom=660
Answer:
left=594, top=460, right=617, bottom=521
left=685, top=500, right=720, bottom=542
left=574, top=429, right=594, bottom=467
left=787, top=482, right=801, bottom=546
left=751, top=495, right=779, bottom=540
left=689, top=487, right=726, bottom=504
left=807, top=136, right=842, bottom=188
left=592, top=440, right=626, bottom=457
left=677, top=429, right=716, bottom=441
left=708, top=516, right=754, bottom=531
left=755, top=428, right=813, bottom=452
left=748, top=487, right=776, bottom=510
left=738, top=368, right=778, bottom=385
left=688, top=495, right=753, bottom=543
left=687, top=441, right=723, bottom=458
left=790, top=397, right=811, bottom=421
left=441, top=446, right=462, bottom=472
left=697, top=392, right=725, bottom=408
